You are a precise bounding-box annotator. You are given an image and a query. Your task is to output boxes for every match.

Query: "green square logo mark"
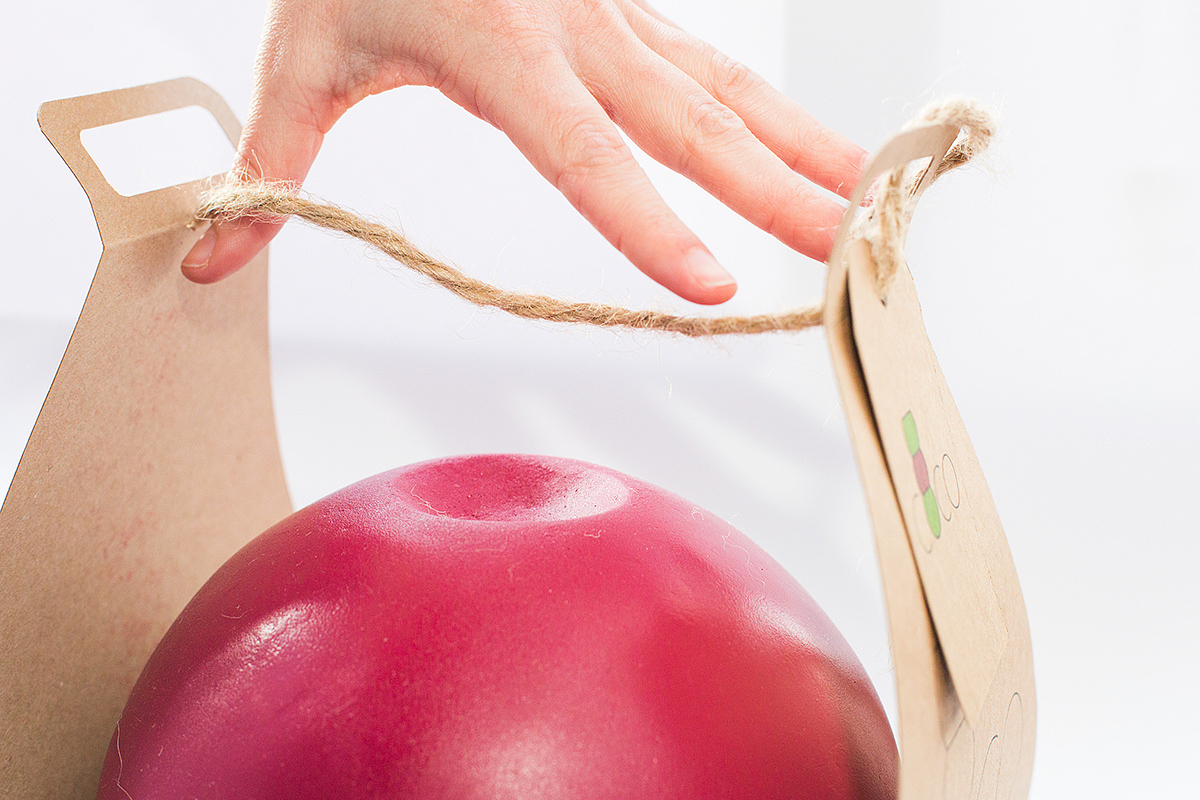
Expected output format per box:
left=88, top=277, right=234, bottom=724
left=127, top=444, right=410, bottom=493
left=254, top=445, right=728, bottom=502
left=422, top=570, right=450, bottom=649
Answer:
left=902, top=411, right=920, bottom=456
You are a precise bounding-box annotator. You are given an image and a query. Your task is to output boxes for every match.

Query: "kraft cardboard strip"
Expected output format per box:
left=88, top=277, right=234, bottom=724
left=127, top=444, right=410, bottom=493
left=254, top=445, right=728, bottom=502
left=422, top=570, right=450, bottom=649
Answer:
left=0, top=78, right=290, bottom=799
left=826, top=125, right=1036, bottom=800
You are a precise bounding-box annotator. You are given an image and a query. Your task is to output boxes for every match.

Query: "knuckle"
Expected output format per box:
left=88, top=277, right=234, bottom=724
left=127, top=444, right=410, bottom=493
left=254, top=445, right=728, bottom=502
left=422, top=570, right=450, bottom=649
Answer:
left=682, top=95, right=746, bottom=148
left=565, top=0, right=622, bottom=31
left=497, top=24, right=559, bottom=64
left=673, top=94, right=748, bottom=174
left=554, top=117, right=632, bottom=196
left=709, top=52, right=761, bottom=101
left=797, top=122, right=837, bottom=155
left=467, top=0, right=558, bottom=61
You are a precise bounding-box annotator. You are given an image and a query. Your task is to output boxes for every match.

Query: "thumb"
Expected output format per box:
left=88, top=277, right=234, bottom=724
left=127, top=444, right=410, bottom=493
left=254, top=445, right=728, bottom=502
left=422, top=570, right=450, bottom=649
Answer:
left=182, top=62, right=331, bottom=283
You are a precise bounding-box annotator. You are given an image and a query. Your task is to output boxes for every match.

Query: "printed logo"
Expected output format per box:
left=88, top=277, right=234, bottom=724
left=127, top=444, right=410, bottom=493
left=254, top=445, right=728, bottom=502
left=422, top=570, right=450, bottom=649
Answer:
left=902, top=411, right=942, bottom=538
left=901, top=411, right=962, bottom=552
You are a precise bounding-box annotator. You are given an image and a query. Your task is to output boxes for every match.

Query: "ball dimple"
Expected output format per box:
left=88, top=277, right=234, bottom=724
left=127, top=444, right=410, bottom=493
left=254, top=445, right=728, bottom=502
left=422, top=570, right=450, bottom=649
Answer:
left=397, top=455, right=631, bottom=523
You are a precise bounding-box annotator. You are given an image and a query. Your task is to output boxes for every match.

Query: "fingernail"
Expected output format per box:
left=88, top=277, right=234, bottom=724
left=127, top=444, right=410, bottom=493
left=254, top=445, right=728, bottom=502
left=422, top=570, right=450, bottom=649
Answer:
left=859, top=149, right=872, bottom=173
left=686, top=249, right=735, bottom=290
left=182, top=226, right=217, bottom=270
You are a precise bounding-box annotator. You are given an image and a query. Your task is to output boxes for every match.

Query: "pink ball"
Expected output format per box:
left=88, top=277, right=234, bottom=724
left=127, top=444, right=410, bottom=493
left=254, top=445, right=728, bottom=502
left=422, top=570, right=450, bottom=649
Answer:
left=98, top=455, right=897, bottom=799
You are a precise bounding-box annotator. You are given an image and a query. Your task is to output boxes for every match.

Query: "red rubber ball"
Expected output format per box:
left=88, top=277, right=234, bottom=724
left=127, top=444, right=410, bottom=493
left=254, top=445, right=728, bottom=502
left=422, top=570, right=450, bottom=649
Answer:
left=98, top=454, right=897, bottom=799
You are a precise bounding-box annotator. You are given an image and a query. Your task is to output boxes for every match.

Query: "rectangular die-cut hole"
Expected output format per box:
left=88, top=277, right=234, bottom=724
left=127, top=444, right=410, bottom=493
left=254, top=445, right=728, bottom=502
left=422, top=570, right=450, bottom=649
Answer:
left=80, top=105, right=235, bottom=197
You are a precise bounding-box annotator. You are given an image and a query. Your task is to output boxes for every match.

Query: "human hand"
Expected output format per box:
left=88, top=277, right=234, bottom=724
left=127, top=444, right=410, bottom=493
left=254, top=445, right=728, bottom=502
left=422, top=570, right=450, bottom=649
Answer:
left=182, top=0, right=867, bottom=304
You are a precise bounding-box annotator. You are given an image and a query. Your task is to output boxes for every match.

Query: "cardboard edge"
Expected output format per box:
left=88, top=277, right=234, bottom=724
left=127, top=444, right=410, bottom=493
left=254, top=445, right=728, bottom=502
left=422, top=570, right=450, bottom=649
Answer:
left=37, top=77, right=241, bottom=244
left=823, top=123, right=964, bottom=798
left=1, top=79, right=287, bottom=797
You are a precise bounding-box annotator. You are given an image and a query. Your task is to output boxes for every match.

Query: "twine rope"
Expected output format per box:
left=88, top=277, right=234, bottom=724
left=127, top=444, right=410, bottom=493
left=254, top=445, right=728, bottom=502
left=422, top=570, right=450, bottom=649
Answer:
left=195, top=99, right=993, bottom=336
left=862, top=98, right=997, bottom=298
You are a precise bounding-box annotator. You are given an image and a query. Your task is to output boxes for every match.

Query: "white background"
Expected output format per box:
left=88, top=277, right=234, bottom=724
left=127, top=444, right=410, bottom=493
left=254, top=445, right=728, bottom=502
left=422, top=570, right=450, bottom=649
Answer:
left=2, top=1, right=1197, bottom=797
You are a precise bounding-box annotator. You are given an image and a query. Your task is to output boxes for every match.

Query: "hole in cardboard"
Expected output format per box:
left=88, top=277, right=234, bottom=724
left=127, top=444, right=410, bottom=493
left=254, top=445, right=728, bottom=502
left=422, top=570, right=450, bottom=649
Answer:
left=905, top=156, right=935, bottom=198
left=80, top=106, right=234, bottom=197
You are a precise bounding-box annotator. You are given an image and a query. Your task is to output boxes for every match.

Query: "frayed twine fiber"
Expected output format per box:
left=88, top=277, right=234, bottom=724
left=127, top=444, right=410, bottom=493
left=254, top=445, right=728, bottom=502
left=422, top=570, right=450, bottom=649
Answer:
left=863, top=98, right=996, bottom=299
left=195, top=98, right=994, bottom=337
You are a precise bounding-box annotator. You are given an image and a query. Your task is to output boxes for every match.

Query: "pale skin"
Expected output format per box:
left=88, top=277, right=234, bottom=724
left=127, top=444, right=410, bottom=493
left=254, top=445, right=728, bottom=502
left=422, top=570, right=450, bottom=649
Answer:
left=182, top=0, right=867, bottom=305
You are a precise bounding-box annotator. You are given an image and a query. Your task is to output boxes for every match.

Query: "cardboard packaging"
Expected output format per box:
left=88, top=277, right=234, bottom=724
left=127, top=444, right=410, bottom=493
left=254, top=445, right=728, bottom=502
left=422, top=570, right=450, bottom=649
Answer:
left=0, top=78, right=1034, bottom=799
left=1, top=78, right=291, bottom=798
left=825, top=125, right=1036, bottom=799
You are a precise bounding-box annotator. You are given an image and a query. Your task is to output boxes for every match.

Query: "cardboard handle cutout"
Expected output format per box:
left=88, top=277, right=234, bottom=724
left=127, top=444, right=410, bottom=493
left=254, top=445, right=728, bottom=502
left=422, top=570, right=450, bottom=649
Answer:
left=825, top=127, right=1036, bottom=799
left=0, top=78, right=290, bottom=799
left=37, top=77, right=243, bottom=244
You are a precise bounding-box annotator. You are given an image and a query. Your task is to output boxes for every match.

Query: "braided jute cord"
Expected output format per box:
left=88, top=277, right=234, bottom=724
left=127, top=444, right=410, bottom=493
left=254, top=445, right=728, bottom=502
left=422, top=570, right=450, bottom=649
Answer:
left=864, top=98, right=997, bottom=298
left=195, top=98, right=994, bottom=337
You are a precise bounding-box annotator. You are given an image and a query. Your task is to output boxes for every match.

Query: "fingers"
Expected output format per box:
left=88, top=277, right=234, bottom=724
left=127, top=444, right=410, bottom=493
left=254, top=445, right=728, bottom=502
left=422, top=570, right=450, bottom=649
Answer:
left=578, top=24, right=847, bottom=263
left=184, top=0, right=862, bottom=300
left=182, top=10, right=336, bottom=284
left=481, top=50, right=737, bottom=305
left=620, top=1, right=867, bottom=200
